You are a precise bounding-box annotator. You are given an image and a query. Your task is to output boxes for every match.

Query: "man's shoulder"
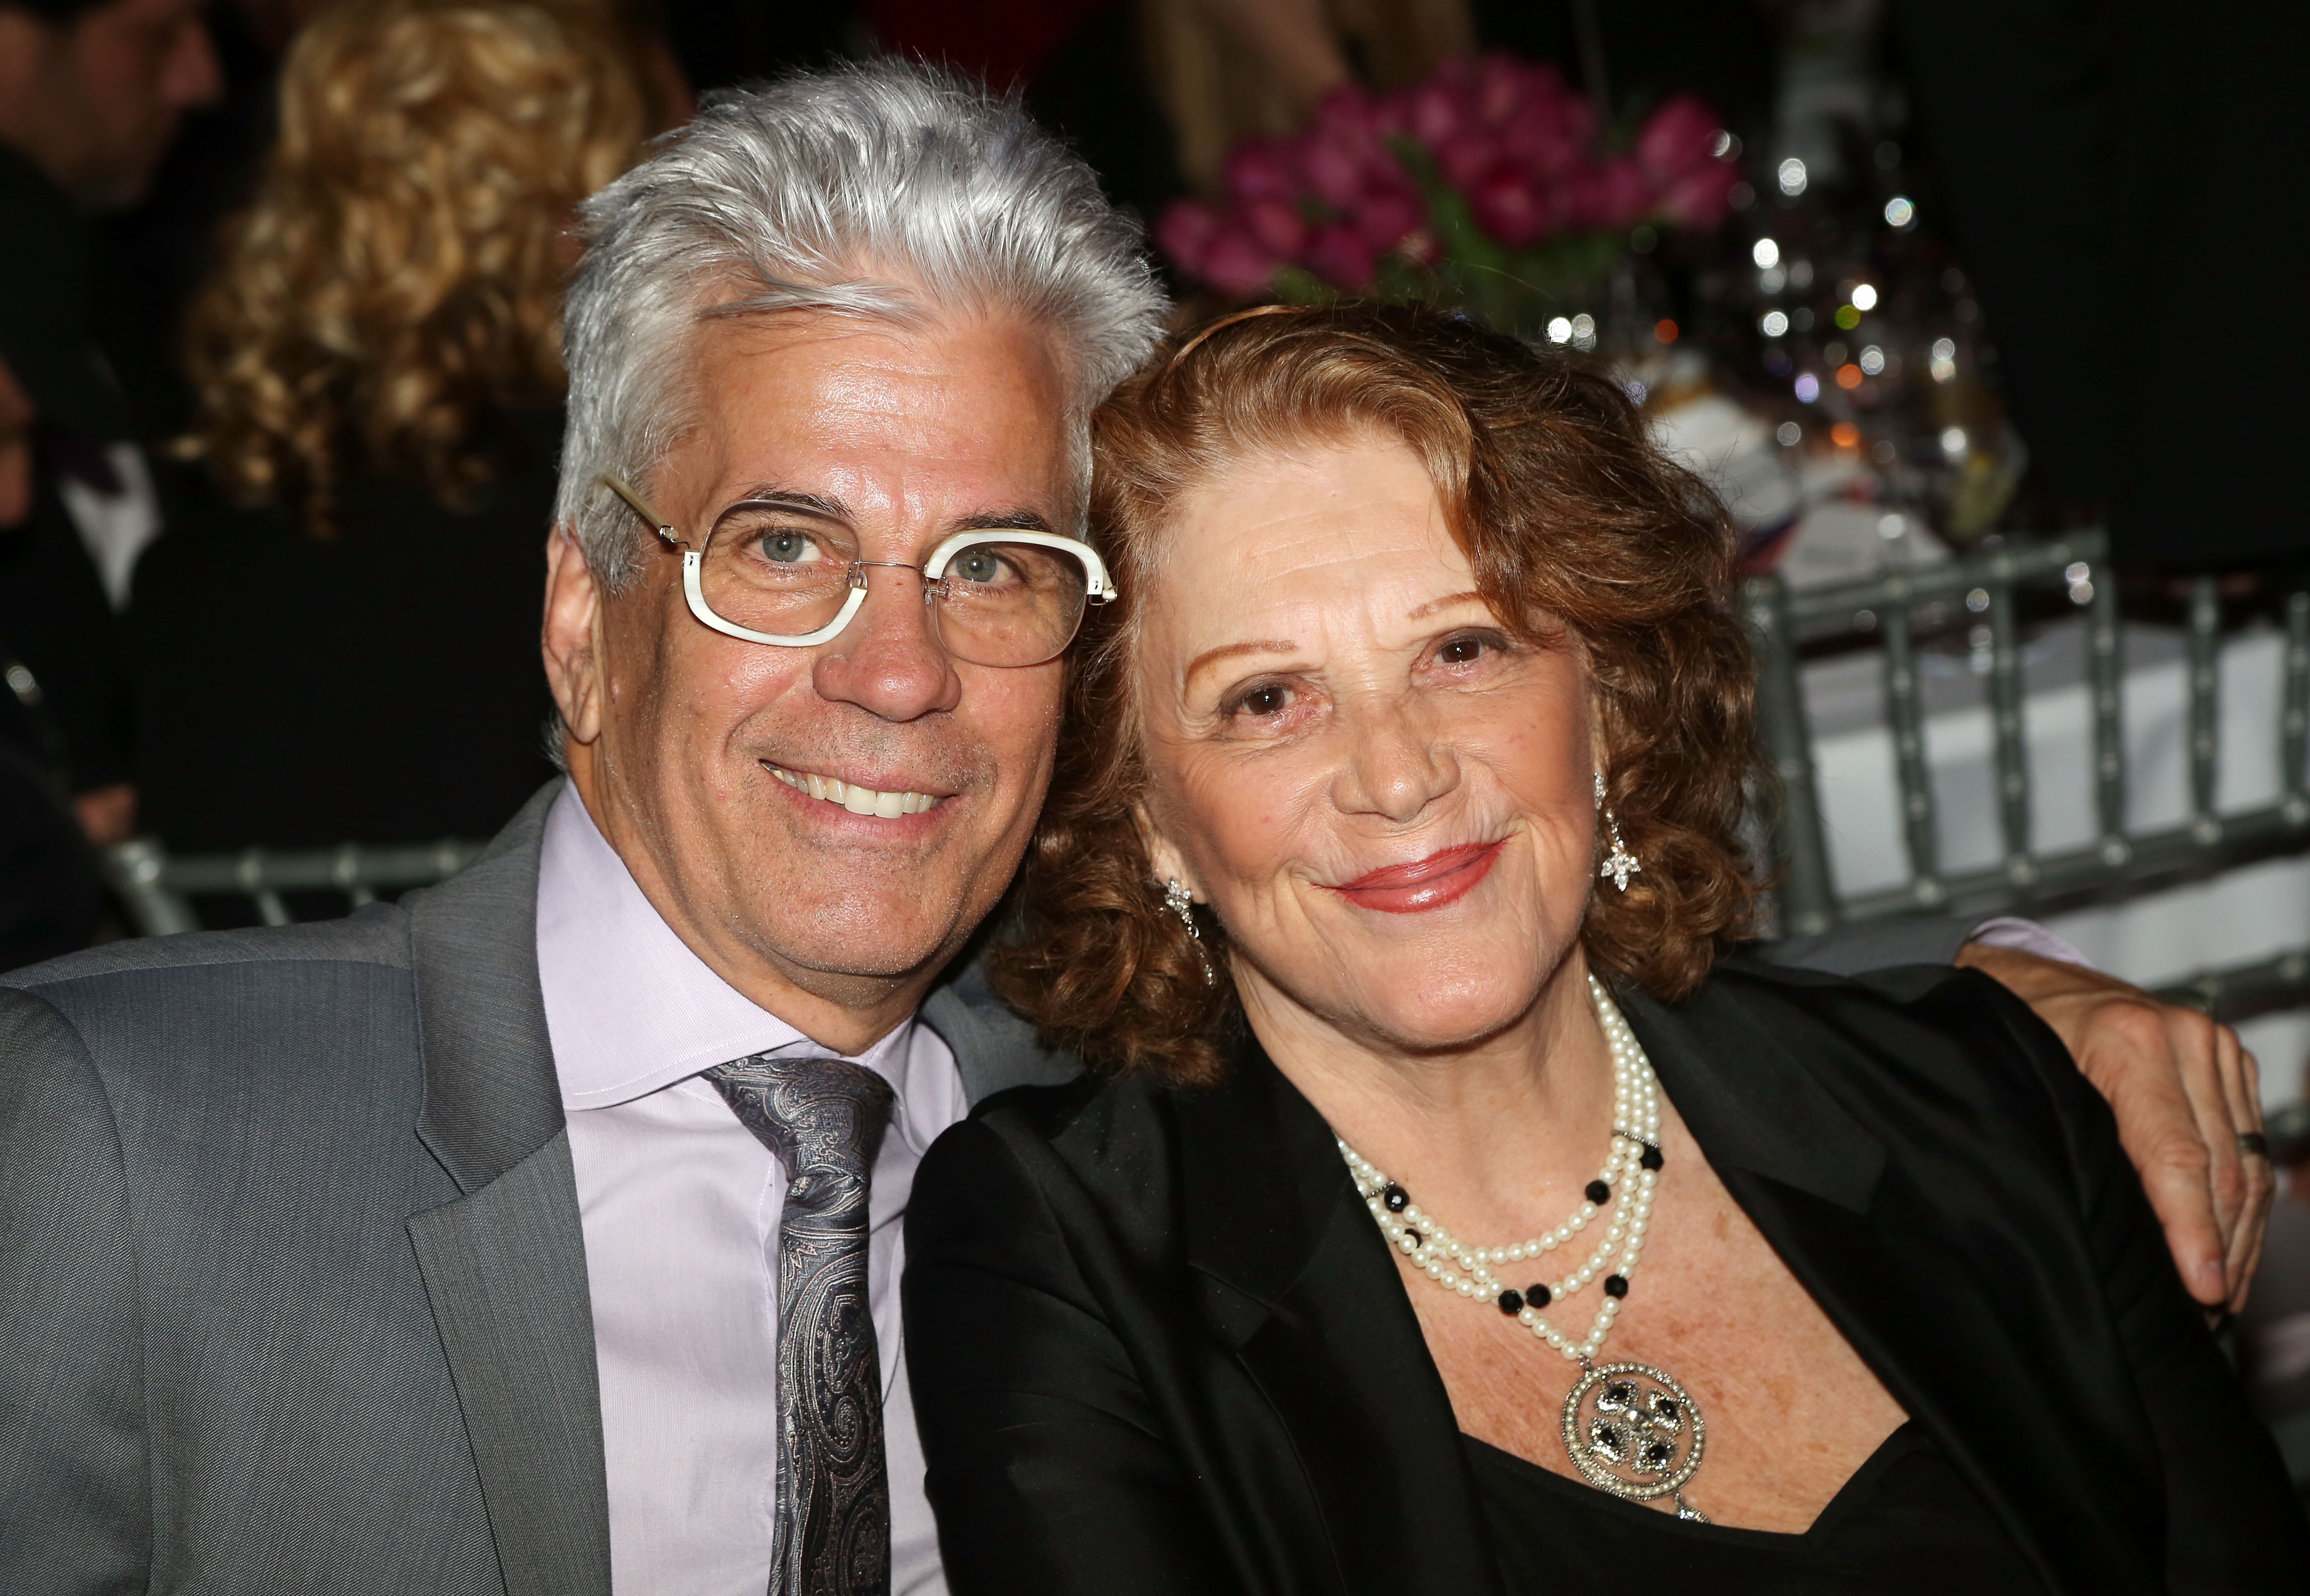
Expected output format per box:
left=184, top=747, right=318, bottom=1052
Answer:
left=1, top=908, right=424, bottom=1110
left=4, top=903, right=414, bottom=997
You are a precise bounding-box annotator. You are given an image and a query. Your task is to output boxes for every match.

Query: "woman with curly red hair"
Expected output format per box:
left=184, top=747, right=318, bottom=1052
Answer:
left=902, top=303, right=2304, bottom=1592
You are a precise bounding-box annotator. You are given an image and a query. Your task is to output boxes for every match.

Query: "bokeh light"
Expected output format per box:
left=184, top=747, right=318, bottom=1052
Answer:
left=1761, top=309, right=1790, bottom=337
left=1884, top=196, right=1916, bottom=229
left=1836, top=363, right=1864, bottom=389
left=1752, top=237, right=1780, bottom=269
left=1831, top=422, right=1860, bottom=449
left=1776, top=421, right=1802, bottom=446
left=1794, top=372, right=1821, bottom=403
left=1851, top=283, right=1879, bottom=311
left=1778, top=157, right=1807, bottom=196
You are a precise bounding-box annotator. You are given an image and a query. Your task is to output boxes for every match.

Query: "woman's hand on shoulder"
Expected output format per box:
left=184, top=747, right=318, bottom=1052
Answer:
left=1955, top=941, right=2270, bottom=1314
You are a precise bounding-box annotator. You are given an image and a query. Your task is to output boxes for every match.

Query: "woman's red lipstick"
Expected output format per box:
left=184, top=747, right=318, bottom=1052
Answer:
left=1328, top=840, right=1504, bottom=914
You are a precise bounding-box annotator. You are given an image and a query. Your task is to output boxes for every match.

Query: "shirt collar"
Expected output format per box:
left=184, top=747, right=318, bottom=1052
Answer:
left=533, top=784, right=928, bottom=1120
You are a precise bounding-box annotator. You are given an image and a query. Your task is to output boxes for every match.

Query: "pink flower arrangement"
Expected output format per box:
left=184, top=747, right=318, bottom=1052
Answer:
left=1157, top=54, right=1740, bottom=308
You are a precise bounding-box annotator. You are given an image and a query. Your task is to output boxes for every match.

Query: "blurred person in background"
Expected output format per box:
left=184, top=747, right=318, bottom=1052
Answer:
left=0, top=0, right=220, bottom=857
left=1, top=351, right=104, bottom=969
left=132, top=0, right=650, bottom=856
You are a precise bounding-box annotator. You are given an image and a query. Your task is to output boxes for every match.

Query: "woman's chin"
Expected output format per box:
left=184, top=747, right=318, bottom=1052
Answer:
left=1324, top=979, right=1550, bottom=1056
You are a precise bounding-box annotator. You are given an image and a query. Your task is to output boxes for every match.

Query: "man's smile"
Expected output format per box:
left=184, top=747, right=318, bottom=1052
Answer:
left=764, top=762, right=949, bottom=818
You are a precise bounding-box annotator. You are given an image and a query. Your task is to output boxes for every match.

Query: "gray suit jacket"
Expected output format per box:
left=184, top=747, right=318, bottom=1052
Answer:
left=0, top=780, right=1963, bottom=1593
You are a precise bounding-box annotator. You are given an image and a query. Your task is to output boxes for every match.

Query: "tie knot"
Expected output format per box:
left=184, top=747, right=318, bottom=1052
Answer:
left=707, top=1054, right=896, bottom=1200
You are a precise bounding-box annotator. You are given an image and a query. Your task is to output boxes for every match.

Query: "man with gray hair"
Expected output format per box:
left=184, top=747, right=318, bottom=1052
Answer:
left=0, top=55, right=2274, bottom=1596
left=1, top=60, right=1158, bottom=1596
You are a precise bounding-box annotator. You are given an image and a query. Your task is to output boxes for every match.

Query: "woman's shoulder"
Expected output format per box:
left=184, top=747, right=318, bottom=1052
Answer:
left=1658, top=952, right=2110, bottom=1194
left=1703, top=950, right=2071, bottom=1093
left=910, top=1066, right=1218, bottom=1284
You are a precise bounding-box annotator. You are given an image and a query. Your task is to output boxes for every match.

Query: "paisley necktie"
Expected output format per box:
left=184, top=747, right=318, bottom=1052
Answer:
left=707, top=1053, right=897, bottom=1596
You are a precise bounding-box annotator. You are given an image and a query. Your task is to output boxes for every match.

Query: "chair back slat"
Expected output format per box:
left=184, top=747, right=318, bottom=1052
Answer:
left=1879, top=592, right=1942, bottom=901
left=102, top=839, right=485, bottom=938
left=1747, top=527, right=2310, bottom=1023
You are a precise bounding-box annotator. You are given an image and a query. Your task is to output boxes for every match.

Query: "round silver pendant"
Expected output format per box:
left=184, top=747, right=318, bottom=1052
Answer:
left=1561, top=1361, right=1706, bottom=1503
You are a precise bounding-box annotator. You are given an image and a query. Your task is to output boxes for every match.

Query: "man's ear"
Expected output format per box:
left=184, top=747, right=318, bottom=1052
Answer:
left=543, top=524, right=606, bottom=745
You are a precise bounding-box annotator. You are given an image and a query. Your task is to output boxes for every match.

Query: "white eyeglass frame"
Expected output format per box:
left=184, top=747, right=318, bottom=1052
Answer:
left=598, top=473, right=1116, bottom=653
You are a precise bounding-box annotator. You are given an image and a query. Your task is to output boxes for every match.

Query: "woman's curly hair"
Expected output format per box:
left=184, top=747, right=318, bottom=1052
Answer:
left=179, top=0, right=647, bottom=535
left=991, top=302, right=1768, bottom=1085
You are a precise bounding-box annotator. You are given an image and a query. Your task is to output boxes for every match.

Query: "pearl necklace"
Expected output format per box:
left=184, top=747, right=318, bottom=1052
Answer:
left=1338, top=975, right=1709, bottom=1519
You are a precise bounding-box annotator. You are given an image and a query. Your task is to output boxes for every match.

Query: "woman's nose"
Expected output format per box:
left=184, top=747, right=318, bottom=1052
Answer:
left=1330, top=693, right=1458, bottom=823
left=810, top=565, right=962, bottom=723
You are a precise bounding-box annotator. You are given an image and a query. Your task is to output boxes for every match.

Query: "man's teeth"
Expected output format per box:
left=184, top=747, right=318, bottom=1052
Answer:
left=768, top=766, right=939, bottom=816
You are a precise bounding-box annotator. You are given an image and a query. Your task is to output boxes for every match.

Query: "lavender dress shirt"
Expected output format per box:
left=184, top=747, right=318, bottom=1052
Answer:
left=535, top=787, right=966, bottom=1596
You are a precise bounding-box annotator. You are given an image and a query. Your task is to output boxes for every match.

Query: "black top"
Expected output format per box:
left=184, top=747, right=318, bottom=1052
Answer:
left=127, top=408, right=561, bottom=853
left=1468, top=1422, right=2036, bottom=1593
left=904, top=960, right=2310, bottom=1596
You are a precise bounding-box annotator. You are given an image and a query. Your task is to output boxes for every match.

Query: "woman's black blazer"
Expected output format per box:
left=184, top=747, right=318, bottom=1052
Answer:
left=903, top=960, right=2307, bottom=1596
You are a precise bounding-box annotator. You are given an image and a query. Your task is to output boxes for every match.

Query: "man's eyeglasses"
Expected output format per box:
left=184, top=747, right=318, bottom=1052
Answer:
left=599, top=474, right=1115, bottom=669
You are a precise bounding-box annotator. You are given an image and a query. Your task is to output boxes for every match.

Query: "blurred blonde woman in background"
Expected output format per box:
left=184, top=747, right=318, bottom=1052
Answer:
left=129, top=0, right=651, bottom=866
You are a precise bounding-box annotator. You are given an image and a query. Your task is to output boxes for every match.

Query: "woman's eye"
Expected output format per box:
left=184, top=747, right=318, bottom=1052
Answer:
left=1433, top=631, right=1507, bottom=668
left=1231, top=683, right=1292, bottom=719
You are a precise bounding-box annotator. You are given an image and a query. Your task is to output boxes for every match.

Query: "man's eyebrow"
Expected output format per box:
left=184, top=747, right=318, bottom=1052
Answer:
left=1184, top=639, right=1297, bottom=683
left=1404, top=589, right=1487, bottom=621
left=715, top=485, right=851, bottom=524
left=951, top=508, right=1057, bottom=535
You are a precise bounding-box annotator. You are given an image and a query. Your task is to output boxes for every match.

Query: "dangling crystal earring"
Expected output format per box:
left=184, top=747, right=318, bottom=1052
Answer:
left=1595, top=770, right=1642, bottom=892
left=1164, top=878, right=1217, bottom=987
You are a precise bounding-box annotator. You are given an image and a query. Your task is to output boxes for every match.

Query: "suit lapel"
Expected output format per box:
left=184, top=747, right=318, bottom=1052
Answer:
left=1178, top=1052, right=1505, bottom=1596
left=1623, top=978, right=2159, bottom=1596
left=406, top=781, right=611, bottom=1596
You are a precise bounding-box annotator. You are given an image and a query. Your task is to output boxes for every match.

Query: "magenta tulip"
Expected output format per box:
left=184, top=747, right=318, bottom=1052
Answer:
left=1434, top=129, right=1497, bottom=189
left=1155, top=199, right=1222, bottom=274
left=1303, top=136, right=1365, bottom=207
left=1241, top=196, right=1308, bottom=257
left=1636, top=93, right=1723, bottom=182
left=1304, top=223, right=1377, bottom=291
left=1401, top=79, right=1463, bottom=148
left=1349, top=185, right=1427, bottom=252
left=1467, top=166, right=1548, bottom=245
left=1224, top=138, right=1300, bottom=203
left=1199, top=227, right=1282, bottom=297
left=1591, top=155, right=1655, bottom=229
left=1659, top=161, right=1738, bottom=228
left=1500, top=106, right=1583, bottom=177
